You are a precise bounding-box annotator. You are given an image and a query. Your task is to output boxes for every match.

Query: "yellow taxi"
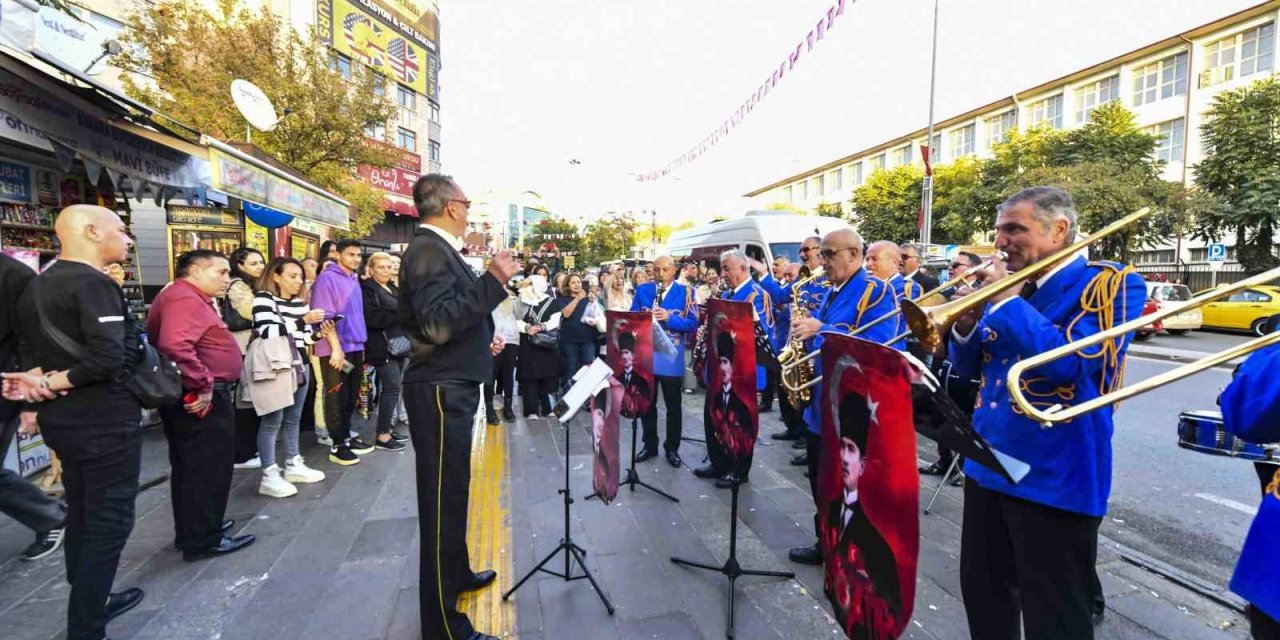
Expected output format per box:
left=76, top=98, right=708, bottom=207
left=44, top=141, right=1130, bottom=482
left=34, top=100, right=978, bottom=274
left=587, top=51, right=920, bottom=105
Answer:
left=1194, top=284, right=1280, bottom=335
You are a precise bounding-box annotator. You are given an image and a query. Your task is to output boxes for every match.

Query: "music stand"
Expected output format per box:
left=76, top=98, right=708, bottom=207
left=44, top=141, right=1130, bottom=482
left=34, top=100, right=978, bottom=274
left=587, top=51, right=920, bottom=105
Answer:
left=503, top=360, right=615, bottom=614
left=670, top=478, right=794, bottom=639
left=586, top=413, right=679, bottom=502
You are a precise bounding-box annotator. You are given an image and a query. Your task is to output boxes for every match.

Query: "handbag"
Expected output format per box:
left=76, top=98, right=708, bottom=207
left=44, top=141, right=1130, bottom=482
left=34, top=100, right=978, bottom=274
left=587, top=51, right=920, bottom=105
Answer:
left=220, top=279, right=253, bottom=332
left=386, top=334, right=411, bottom=358
left=526, top=298, right=559, bottom=350
left=34, top=282, right=182, bottom=409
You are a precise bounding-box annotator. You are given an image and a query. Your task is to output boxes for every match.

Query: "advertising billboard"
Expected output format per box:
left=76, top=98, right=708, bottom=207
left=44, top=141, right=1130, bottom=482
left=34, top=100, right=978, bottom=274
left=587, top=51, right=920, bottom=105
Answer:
left=318, top=0, right=439, bottom=99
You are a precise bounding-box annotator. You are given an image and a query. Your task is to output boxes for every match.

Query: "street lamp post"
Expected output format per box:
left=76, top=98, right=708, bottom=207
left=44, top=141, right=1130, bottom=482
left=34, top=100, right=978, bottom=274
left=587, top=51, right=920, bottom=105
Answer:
left=920, top=0, right=940, bottom=246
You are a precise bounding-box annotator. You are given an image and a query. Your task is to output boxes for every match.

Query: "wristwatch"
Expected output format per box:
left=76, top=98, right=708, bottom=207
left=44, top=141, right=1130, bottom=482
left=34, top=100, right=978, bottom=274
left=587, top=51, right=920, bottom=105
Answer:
left=39, top=373, right=52, bottom=391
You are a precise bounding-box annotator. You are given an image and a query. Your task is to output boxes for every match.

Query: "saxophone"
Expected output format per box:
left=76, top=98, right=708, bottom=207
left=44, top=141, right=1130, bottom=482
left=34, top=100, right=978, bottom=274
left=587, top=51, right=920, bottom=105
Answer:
left=777, top=268, right=825, bottom=409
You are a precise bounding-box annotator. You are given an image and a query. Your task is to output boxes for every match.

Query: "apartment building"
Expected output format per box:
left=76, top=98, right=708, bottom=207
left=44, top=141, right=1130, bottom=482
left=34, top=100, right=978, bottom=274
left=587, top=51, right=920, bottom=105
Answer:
left=745, top=1, right=1278, bottom=272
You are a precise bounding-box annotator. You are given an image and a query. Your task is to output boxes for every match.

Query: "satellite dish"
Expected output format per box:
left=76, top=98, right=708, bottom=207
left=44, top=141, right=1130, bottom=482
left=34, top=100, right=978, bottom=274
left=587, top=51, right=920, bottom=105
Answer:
left=231, top=79, right=279, bottom=132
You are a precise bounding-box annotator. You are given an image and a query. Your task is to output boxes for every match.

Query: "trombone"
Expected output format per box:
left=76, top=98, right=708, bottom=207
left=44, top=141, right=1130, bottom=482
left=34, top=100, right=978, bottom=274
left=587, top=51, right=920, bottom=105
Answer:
left=1008, top=265, right=1280, bottom=426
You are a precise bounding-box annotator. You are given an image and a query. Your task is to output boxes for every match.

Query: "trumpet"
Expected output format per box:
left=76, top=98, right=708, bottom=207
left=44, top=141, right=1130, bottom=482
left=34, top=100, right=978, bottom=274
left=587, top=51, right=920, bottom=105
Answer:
left=1008, top=265, right=1280, bottom=426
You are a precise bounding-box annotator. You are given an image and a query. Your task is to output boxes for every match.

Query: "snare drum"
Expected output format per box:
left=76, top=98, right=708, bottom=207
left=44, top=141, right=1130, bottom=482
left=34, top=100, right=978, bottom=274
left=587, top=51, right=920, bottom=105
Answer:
left=1177, top=410, right=1280, bottom=462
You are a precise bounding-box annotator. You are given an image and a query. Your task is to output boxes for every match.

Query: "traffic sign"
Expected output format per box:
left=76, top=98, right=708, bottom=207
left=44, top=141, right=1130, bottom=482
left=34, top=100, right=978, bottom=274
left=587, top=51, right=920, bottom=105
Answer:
left=1207, top=243, right=1227, bottom=262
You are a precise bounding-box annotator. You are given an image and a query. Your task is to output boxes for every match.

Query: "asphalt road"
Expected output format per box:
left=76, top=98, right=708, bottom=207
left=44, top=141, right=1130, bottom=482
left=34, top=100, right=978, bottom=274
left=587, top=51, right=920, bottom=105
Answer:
left=1107, top=331, right=1269, bottom=590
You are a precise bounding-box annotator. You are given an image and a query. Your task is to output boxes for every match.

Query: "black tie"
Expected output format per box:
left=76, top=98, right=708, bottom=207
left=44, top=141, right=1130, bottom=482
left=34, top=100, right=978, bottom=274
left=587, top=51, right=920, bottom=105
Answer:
left=1021, top=281, right=1038, bottom=299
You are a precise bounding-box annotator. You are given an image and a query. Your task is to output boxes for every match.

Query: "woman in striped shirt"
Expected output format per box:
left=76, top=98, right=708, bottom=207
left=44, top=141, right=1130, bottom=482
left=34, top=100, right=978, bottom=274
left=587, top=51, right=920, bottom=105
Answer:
left=252, top=257, right=333, bottom=498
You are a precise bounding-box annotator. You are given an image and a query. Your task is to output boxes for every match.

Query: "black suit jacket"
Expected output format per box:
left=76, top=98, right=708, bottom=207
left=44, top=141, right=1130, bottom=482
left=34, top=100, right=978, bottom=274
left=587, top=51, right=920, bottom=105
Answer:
left=907, top=270, right=940, bottom=294
left=827, top=499, right=902, bottom=616
left=398, top=227, right=507, bottom=384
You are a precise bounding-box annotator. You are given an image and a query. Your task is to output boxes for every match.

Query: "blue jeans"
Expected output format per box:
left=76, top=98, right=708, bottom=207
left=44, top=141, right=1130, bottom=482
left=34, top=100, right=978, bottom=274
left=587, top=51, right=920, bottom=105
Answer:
left=257, top=368, right=310, bottom=468
left=559, top=341, right=598, bottom=387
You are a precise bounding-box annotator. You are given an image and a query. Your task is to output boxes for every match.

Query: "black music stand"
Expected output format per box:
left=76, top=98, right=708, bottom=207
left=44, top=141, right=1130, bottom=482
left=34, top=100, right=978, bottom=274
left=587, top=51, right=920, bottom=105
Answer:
left=670, top=478, right=794, bottom=639
left=586, top=414, right=679, bottom=502
left=503, top=366, right=615, bottom=614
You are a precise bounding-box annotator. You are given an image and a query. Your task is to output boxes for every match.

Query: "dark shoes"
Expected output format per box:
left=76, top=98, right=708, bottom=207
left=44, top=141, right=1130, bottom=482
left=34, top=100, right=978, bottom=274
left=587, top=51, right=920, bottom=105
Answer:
left=486, top=412, right=500, bottom=425
left=635, top=447, right=657, bottom=462
left=21, top=526, right=64, bottom=561
left=714, top=473, right=747, bottom=489
left=771, top=430, right=800, bottom=441
left=105, top=588, right=144, bottom=621
left=390, top=431, right=410, bottom=442
left=759, top=403, right=773, bottom=413
left=460, top=569, right=497, bottom=592
left=950, top=473, right=965, bottom=487
left=174, top=520, right=234, bottom=551
left=791, top=439, right=806, bottom=450
left=788, top=544, right=823, bottom=566
left=467, top=632, right=500, bottom=640
left=183, top=534, right=256, bottom=562
left=329, top=445, right=360, bottom=466
left=790, top=452, right=808, bottom=466
left=348, top=438, right=376, bottom=455
left=918, top=461, right=950, bottom=476
left=376, top=437, right=407, bottom=451
left=502, top=408, right=516, bottom=422
left=693, top=464, right=725, bottom=479
left=665, top=450, right=682, bottom=468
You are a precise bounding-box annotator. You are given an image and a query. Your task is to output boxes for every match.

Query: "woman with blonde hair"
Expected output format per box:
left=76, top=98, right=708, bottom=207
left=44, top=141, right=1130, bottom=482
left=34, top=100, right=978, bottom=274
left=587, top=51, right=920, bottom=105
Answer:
left=361, top=252, right=410, bottom=449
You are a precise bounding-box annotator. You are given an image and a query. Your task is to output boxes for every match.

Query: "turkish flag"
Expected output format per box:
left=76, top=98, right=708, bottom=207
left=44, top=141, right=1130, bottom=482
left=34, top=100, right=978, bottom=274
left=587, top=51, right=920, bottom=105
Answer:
left=817, top=334, right=921, bottom=640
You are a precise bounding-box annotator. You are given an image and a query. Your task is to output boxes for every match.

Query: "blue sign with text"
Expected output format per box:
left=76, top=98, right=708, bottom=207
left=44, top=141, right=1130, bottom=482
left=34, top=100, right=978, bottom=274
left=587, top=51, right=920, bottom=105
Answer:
left=1207, top=243, right=1227, bottom=262
left=0, top=160, right=32, bottom=203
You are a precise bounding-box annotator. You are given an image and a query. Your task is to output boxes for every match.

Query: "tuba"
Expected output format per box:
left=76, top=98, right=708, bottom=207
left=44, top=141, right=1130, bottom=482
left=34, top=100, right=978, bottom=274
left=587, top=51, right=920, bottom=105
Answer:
left=777, top=268, right=826, bottom=408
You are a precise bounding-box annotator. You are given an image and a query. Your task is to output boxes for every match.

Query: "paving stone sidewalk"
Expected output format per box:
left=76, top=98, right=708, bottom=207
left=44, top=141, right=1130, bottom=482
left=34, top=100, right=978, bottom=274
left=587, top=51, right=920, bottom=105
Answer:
left=0, top=396, right=1253, bottom=639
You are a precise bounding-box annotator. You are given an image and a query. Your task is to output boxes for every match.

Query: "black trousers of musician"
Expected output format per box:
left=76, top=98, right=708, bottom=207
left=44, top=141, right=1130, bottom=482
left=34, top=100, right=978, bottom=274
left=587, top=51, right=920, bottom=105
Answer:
left=404, top=380, right=478, bottom=640
left=1250, top=605, right=1280, bottom=640
left=761, top=366, right=778, bottom=409
left=779, top=393, right=804, bottom=437
left=642, top=375, right=684, bottom=453
left=702, top=408, right=753, bottom=481
left=233, top=406, right=259, bottom=463
left=49, top=424, right=141, bottom=640
left=161, top=387, right=235, bottom=552
left=961, top=481, right=1102, bottom=640
left=319, top=350, right=365, bottom=444
left=485, top=344, right=517, bottom=415
left=805, top=431, right=821, bottom=535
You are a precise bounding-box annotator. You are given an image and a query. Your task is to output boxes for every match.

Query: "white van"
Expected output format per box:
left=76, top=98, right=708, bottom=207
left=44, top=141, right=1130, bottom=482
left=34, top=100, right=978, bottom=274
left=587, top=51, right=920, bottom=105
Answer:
left=664, top=211, right=851, bottom=269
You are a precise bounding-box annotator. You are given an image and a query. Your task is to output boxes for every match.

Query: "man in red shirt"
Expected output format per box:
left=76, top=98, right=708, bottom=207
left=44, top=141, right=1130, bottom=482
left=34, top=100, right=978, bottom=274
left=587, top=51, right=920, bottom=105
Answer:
left=147, top=249, right=255, bottom=561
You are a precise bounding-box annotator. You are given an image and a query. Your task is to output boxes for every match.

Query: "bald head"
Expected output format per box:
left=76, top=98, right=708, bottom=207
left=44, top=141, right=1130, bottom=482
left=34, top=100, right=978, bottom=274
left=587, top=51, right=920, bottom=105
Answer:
left=654, top=255, right=677, bottom=285
left=55, top=205, right=132, bottom=268
left=821, top=229, right=866, bottom=285
left=865, top=240, right=902, bottom=280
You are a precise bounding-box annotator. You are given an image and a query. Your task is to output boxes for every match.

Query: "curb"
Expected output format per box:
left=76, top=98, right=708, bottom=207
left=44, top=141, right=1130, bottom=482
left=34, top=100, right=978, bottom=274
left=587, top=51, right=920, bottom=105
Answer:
left=1127, top=345, right=1242, bottom=369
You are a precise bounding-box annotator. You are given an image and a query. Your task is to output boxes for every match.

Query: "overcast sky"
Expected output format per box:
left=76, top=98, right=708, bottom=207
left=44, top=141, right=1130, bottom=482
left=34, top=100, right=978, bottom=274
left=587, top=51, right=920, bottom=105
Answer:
left=441, top=0, right=1262, bottom=226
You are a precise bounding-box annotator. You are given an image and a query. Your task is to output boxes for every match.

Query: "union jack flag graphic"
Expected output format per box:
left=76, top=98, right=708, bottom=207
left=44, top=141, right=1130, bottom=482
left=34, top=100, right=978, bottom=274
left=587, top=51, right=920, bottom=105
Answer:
left=342, top=12, right=384, bottom=66
left=386, top=38, right=420, bottom=85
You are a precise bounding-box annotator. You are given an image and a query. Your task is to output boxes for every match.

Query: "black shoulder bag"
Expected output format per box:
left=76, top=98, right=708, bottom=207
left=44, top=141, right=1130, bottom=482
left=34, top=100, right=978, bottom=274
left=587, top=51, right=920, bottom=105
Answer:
left=220, top=279, right=254, bottom=332
left=33, top=282, right=183, bottom=409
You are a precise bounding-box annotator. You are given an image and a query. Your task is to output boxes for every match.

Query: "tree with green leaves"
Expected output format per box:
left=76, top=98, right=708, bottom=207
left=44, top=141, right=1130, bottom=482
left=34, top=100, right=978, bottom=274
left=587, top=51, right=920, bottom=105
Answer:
left=118, top=0, right=399, bottom=238
left=932, top=156, right=990, bottom=244
left=529, top=218, right=582, bottom=256
left=849, top=165, right=923, bottom=243
left=1193, top=79, right=1280, bottom=273
left=580, top=212, right=638, bottom=267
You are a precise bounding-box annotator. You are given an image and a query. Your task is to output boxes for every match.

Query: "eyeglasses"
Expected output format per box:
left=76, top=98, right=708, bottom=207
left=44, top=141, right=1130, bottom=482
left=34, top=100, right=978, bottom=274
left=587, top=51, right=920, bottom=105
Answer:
left=799, top=246, right=816, bottom=254
left=948, top=262, right=967, bottom=269
left=447, top=198, right=472, bottom=209
left=819, top=248, right=854, bottom=260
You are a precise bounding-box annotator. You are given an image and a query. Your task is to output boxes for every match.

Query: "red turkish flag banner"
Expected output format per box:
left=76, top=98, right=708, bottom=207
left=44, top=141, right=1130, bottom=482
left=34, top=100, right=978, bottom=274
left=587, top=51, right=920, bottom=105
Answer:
left=589, top=378, right=622, bottom=504
left=818, top=333, right=921, bottom=640
left=606, top=311, right=655, bottom=420
left=705, top=299, right=758, bottom=464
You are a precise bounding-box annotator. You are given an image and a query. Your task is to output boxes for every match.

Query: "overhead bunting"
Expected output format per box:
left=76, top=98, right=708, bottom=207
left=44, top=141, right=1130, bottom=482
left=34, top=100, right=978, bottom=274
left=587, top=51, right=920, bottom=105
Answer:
left=635, top=0, right=852, bottom=182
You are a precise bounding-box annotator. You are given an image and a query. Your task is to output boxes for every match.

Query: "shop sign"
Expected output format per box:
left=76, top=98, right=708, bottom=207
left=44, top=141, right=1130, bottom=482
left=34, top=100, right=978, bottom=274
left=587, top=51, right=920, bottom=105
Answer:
left=209, top=149, right=350, bottom=229
left=318, top=0, right=439, bottom=99
left=0, top=160, right=32, bottom=203
left=0, top=68, right=209, bottom=189
left=167, top=204, right=243, bottom=227
left=34, top=6, right=110, bottom=75
left=363, top=137, right=421, bottom=172
left=358, top=163, right=417, bottom=198
left=244, top=218, right=269, bottom=253
left=290, top=217, right=321, bottom=235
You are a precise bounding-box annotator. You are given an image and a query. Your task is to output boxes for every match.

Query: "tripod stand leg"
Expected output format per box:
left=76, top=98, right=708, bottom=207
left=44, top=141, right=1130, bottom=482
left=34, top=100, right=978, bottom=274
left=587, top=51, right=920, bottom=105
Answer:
left=504, top=543, right=565, bottom=600
left=924, top=456, right=961, bottom=515
left=568, top=544, right=615, bottom=614
left=727, top=575, right=737, bottom=640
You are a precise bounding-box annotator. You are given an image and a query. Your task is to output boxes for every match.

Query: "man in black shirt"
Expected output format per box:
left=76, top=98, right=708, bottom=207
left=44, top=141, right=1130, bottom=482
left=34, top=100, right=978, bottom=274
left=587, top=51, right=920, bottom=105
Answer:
left=3, top=205, right=145, bottom=640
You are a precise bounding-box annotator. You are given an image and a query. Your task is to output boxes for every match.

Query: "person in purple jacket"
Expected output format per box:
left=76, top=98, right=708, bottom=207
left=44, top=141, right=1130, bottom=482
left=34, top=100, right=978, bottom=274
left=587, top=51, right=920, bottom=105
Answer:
left=310, top=239, right=371, bottom=466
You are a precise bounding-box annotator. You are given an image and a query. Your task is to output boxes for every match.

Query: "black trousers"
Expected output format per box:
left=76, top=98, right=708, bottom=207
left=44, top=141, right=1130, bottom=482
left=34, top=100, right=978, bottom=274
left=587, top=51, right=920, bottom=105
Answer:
left=761, top=366, right=778, bottom=408
left=804, top=431, right=821, bottom=541
left=0, top=415, right=65, bottom=535
left=520, top=376, right=555, bottom=416
left=161, top=388, right=234, bottom=552
left=319, top=350, right=365, bottom=444
left=961, top=481, right=1101, bottom=640
left=300, top=361, right=318, bottom=431
left=702, top=403, right=753, bottom=480
left=404, top=380, right=478, bottom=640
left=485, top=344, right=517, bottom=415
left=779, top=392, right=804, bottom=436
left=233, top=406, right=259, bottom=463
left=58, top=427, right=141, bottom=640
left=1251, top=605, right=1280, bottom=640
left=641, top=375, right=684, bottom=453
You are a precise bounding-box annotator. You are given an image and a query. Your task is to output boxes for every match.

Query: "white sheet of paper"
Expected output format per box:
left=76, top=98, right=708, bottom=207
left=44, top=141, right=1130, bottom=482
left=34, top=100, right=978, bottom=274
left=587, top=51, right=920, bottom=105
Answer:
left=557, top=358, right=615, bottom=423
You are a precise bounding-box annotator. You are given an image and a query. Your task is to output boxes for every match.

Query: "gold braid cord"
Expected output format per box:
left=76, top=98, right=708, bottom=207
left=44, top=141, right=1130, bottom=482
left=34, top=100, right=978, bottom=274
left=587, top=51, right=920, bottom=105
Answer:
left=1065, top=264, right=1137, bottom=399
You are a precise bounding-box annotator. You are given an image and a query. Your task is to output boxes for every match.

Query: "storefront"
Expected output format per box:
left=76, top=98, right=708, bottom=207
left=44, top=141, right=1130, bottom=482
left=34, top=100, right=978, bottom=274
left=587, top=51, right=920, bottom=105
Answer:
left=165, top=205, right=246, bottom=277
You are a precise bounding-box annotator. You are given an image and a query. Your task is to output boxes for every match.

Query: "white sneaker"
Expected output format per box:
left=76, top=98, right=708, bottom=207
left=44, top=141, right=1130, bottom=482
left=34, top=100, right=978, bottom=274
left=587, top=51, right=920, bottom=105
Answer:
left=284, top=456, right=326, bottom=484
left=316, top=428, right=333, bottom=447
left=259, top=465, right=298, bottom=498
left=233, top=456, right=262, bottom=470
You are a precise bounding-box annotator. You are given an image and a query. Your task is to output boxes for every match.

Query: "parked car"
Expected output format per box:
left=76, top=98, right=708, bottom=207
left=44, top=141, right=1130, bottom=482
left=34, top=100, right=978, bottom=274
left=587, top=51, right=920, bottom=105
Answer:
left=1143, top=283, right=1202, bottom=335
left=1193, top=284, right=1280, bottom=335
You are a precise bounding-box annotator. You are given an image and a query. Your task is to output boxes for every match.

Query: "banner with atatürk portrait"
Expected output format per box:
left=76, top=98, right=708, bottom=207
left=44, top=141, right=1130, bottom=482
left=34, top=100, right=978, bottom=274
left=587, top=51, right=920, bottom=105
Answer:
left=704, top=299, right=757, bottom=464
left=818, top=333, right=920, bottom=640
left=590, top=377, right=622, bottom=504
left=606, top=311, right=654, bottom=420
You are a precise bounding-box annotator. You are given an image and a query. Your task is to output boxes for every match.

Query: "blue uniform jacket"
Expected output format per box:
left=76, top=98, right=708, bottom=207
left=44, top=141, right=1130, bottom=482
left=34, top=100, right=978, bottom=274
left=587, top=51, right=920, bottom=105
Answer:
left=725, top=279, right=774, bottom=392
left=949, top=256, right=1146, bottom=516
left=802, top=268, right=898, bottom=433
left=760, top=272, right=828, bottom=312
left=1220, top=343, right=1280, bottom=621
left=881, top=273, right=922, bottom=352
left=631, top=281, right=698, bottom=378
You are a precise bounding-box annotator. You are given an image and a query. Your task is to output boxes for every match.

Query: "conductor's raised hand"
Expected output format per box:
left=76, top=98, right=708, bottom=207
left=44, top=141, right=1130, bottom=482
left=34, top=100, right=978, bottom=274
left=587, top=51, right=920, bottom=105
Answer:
left=488, top=250, right=520, bottom=284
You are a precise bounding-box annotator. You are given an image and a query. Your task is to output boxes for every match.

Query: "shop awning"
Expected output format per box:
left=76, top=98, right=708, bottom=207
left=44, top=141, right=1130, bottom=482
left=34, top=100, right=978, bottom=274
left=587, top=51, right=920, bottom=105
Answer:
left=385, top=199, right=417, bottom=218
left=205, top=138, right=351, bottom=230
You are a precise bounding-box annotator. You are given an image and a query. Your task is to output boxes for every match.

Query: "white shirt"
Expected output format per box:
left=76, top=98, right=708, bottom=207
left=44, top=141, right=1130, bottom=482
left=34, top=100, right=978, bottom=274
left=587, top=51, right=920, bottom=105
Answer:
left=952, top=255, right=1082, bottom=344
left=841, top=490, right=859, bottom=530
left=421, top=223, right=463, bottom=253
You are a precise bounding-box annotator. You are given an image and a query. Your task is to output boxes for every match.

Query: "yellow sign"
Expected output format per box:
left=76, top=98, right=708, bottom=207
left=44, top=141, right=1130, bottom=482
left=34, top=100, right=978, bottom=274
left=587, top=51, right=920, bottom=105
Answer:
left=244, top=219, right=269, bottom=254
left=565, top=255, right=576, bottom=270
left=319, top=0, right=439, bottom=99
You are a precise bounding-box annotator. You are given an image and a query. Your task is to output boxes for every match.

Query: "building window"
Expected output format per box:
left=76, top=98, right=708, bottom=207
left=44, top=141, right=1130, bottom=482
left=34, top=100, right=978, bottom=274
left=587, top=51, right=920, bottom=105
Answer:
left=1135, top=249, right=1176, bottom=264
left=850, top=162, right=864, bottom=187
left=986, top=111, right=1016, bottom=148
left=870, top=154, right=886, bottom=173
left=798, top=180, right=809, bottom=201
left=813, top=175, right=824, bottom=198
left=1028, top=94, right=1063, bottom=129
left=330, top=53, right=353, bottom=81
left=373, top=75, right=386, bottom=96
left=1190, top=246, right=1237, bottom=261
left=395, top=85, right=416, bottom=111
left=894, top=145, right=912, bottom=167
left=429, top=101, right=440, bottom=123
left=396, top=127, right=417, bottom=152
left=783, top=186, right=793, bottom=203
left=429, top=140, right=441, bottom=162
left=1150, top=118, right=1185, bottom=163
left=364, top=123, right=385, bottom=141
left=1204, top=23, right=1275, bottom=86
left=1076, top=74, right=1120, bottom=123
left=832, top=168, right=843, bottom=192
left=949, top=124, right=976, bottom=160
left=1133, top=52, right=1188, bottom=106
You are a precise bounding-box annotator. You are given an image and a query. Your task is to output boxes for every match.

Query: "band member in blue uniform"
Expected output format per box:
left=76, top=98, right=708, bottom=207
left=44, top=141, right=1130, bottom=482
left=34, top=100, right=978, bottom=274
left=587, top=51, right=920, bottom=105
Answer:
left=757, top=236, right=826, bottom=447
left=949, top=187, right=1145, bottom=640
left=1219, top=343, right=1280, bottom=640
left=693, top=249, right=774, bottom=488
left=865, top=241, right=919, bottom=354
left=631, top=255, right=699, bottom=467
left=784, top=229, right=897, bottom=566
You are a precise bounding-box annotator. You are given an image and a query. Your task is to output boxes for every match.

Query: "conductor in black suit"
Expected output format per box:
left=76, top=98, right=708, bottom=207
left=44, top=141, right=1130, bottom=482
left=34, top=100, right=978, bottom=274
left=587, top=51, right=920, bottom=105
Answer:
left=399, top=174, right=519, bottom=640
left=900, top=243, right=939, bottom=293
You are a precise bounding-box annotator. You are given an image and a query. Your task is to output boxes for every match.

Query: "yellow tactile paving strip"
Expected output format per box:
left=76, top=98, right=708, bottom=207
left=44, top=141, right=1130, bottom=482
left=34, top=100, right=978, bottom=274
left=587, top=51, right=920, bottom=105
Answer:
left=458, top=422, right=515, bottom=637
